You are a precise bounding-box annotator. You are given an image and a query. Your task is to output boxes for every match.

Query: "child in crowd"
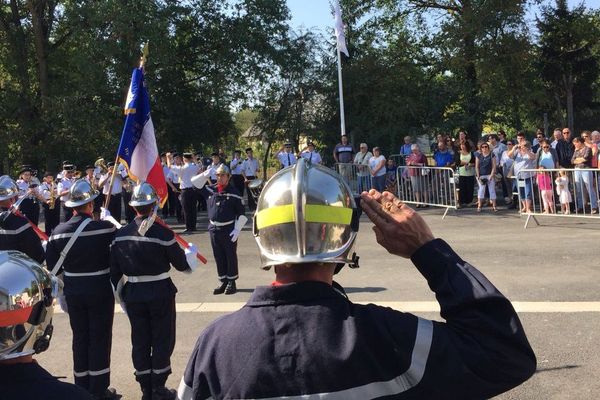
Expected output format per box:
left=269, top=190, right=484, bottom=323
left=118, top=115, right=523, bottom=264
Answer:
left=536, top=166, right=555, bottom=214
left=555, top=169, right=572, bottom=215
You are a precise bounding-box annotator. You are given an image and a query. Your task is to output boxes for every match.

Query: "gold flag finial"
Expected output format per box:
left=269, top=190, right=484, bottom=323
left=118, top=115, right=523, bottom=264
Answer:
left=140, top=42, right=149, bottom=68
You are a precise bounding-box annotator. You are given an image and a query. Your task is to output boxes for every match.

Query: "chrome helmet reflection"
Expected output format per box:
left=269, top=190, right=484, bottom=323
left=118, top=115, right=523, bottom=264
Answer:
left=0, top=251, right=59, bottom=360
left=129, top=182, right=158, bottom=207
left=253, top=158, right=359, bottom=270
left=64, top=179, right=99, bottom=208
left=0, top=175, right=19, bottom=201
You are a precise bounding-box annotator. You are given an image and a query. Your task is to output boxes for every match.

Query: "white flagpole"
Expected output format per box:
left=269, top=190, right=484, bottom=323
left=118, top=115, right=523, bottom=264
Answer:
left=336, top=45, right=346, bottom=137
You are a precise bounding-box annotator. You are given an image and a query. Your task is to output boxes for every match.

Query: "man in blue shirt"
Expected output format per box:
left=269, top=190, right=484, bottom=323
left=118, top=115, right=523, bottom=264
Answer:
left=433, top=141, right=454, bottom=167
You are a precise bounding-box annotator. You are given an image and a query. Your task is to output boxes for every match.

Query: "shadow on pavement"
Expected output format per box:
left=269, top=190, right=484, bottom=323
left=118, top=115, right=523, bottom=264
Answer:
left=343, top=287, right=387, bottom=294
left=535, top=365, right=580, bottom=374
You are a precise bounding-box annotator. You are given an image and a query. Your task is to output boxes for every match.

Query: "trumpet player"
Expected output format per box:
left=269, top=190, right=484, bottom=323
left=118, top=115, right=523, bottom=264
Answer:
left=40, top=171, right=61, bottom=235
left=16, top=166, right=44, bottom=226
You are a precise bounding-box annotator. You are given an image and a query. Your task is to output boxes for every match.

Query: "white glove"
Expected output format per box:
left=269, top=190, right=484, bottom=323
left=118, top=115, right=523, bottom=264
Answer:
left=57, top=295, right=68, bottom=314
left=42, top=240, right=47, bottom=252
left=100, top=207, right=111, bottom=220
left=229, top=228, right=240, bottom=243
left=112, top=278, right=127, bottom=315
left=118, top=302, right=127, bottom=315
left=191, top=169, right=211, bottom=189
left=184, top=243, right=199, bottom=272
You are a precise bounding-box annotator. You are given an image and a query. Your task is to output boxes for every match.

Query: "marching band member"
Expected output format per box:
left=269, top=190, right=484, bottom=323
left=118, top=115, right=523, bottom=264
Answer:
left=192, top=164, right=246, bottom=295
left=230, top=150, right=245, bottom=196
left=0, top=175, right=45, bottom=263
left=58, top=164, right=77, bottom=222
left=98, top=162, right=126, bottom=223
left=276, top=142, right=297, bottom=169
left=167, top=152, right=200, bottom=233
left=300, top=141, right=322, bottom=164
left=241, top=147, right=260, bottom=211
left=46, top=179, right=119, bottom=400
left=16, top=166, right=43, bottom=225
left=109, top=182, right=198, bottom=400
left=39, top=171, right=61, bottom=235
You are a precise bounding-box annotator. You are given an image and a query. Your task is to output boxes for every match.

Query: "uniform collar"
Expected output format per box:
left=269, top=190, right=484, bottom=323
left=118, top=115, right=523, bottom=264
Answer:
left=245, top=281, right=347, bottom=307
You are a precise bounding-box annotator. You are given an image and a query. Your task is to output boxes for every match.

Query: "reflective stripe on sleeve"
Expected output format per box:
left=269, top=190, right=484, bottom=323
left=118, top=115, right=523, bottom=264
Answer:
left=125, top=272, right=170, bottom=283
left=152, top=365, right=171, bottom=374
left=253, top=318, right=433, bottom=400
left=177, top=378, right=195, bottom=400
left=64, top=268, right=110, bottom=277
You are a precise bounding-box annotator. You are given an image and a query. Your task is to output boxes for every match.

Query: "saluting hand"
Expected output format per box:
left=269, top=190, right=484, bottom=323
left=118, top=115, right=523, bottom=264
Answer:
left=360, top=190, right=434, bottom=258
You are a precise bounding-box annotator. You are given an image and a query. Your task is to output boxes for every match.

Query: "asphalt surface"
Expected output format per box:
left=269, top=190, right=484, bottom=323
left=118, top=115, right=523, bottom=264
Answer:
left=36, top=206, right=600, bottom=399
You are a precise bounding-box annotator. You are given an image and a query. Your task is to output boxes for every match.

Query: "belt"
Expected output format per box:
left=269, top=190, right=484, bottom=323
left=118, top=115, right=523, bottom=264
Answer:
left=210, top=220, right=234, bottom=227
left=125, top=272, right=170, bottom=283
left=181, top=187, right=194, bottom=190
left=64, top=268, right=110, bottom=277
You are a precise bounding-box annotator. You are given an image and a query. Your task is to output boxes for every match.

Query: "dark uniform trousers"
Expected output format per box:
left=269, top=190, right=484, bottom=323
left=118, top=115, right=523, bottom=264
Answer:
left=122, top=190, right=135, bottom=223
left=169, top=183, right=182, bottom=221
left=245, top=175, right=257, bottom=210
left=107, top=193, right=122, bottom=223
left=231, top=174, right=245, bottom=197
left=180, top=188, right=197, bottom=230
left=162, top=185, right=173, bottom=217
left=66, top=292, right=114, bottom=394
left=63, top=204, right=73, bottom=222
left=20, top=197, right=40, bottom=225
left=127, top=295, right=176, bottom=390
left=210, top=228, right=239, bottom=282
left=42, top=202, right=61, bottom=235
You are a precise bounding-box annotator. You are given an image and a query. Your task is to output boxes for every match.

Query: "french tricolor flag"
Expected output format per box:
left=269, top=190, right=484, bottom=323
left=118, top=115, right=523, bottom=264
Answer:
left=117, top=67, right=167, bottom=207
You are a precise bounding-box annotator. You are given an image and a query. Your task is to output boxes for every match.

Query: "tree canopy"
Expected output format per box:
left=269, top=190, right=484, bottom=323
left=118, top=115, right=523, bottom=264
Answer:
left=1, top=0, right=599, bottom=174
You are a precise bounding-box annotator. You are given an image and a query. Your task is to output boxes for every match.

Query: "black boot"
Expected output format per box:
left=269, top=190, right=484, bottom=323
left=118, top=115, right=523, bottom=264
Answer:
left=224, top=280, right=237, bottom=295
left=152, top=386, right=177, bottom=400
left=92, top=388, right=119, bottom=400
left=213, top=280, right=228, bottom=295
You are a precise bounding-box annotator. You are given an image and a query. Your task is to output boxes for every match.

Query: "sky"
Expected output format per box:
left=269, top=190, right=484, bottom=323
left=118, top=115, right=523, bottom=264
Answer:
left=286, top=0, right=600, bottom=32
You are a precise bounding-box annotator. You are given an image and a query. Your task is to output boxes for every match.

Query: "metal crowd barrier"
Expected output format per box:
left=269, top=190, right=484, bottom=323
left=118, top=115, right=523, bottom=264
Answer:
left=516, top=168, right=600, bottom=228
left=334, top=163, right=372, bottom=196
left=395, top=166, right=458, bottom=219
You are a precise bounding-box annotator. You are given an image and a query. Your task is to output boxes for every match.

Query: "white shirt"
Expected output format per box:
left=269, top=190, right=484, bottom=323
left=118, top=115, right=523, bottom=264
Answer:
left=170, top=162, right=200, bottom=189
left=300, top=151, right=322, bottom=164
left=277, top=151, right=297, bottom=168
left=369, top=155, right=387, bottom=177
left=38, top=182, right=57, bottom=202
left=15, top=180, right=30, bottom=196
left=242, top=158, right=259, bottom=177
left=354, top=151, right=373, bottom=176
left=57, top=177, right=75, bottom=202
left=551, top=140, right=559, bottom=149
left=99, top=173, right=123, bottom=195
left=230, top=158, right=243, bottom=175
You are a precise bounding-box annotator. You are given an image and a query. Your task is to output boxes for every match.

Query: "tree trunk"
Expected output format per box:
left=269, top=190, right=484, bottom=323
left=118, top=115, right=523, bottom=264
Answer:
left=565, top=73, right=574, bottom=134
left=262, top=140, right=272, bottom=181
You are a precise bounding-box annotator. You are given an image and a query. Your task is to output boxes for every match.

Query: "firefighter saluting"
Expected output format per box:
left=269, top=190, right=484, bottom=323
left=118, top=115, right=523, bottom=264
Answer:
left=0, top=175, right=45, bottom=263
left=45, top=179, right=119, bottom=400
left=192, top=164, right=247, bottom=295
left=109, top=182, right=199, bottom=400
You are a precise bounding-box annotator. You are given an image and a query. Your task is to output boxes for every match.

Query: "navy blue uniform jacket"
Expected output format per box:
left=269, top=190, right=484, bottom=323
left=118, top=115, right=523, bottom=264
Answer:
left=179, top=239, right=536, bottom=400
left=110, top=216, right=191, bottom=302
left=0, top=210, right=45, bottom=264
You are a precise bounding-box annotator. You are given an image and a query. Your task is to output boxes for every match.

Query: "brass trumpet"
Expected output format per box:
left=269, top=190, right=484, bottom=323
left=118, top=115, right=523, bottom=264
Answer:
left=48, top=182, right=56, bottom=210
left=94, top=158, right=108, bottom=174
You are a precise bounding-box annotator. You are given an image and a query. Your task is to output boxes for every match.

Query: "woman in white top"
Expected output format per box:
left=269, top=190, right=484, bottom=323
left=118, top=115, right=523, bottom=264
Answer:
left=369, top=147, right=387, bottom=192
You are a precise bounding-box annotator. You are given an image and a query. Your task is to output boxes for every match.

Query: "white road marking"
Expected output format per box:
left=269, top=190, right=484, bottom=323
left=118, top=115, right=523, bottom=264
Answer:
left=53, top=301, right=600, bottom=314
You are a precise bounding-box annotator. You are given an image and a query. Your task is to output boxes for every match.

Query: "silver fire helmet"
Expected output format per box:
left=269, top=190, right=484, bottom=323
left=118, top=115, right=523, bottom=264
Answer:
left=253, top=158, right=359, bottom=269
left=215, top=164, right=230, bottom=176
left=0, top=251, right=58, bottom=360
left=64, top=179, right=99, bottom=208
left=0, top=176, right=19, bottom=202
left=129, top=182, right=158, bottom=207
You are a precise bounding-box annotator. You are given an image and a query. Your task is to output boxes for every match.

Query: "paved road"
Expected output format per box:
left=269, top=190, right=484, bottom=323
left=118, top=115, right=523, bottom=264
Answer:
left=37, top=208, right=600, bottom=399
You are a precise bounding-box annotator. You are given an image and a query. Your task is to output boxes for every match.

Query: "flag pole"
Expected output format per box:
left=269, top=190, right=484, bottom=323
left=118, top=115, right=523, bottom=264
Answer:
left=336, top=46, right=346, bottom=136
left=104, top=44, right=150, bottom=211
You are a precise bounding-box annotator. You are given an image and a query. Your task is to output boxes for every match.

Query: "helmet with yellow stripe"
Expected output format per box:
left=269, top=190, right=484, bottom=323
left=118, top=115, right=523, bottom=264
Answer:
left=253, top=158, right=359, bottom=270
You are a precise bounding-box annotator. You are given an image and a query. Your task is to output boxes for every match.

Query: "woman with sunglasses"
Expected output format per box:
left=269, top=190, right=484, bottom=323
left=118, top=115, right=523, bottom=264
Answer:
left=475, top=143, right=497, bottom=212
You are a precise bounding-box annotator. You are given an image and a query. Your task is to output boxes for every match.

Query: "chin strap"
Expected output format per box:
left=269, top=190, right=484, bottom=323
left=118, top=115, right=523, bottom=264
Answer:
left=138, top=205, right=158, bottom=236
